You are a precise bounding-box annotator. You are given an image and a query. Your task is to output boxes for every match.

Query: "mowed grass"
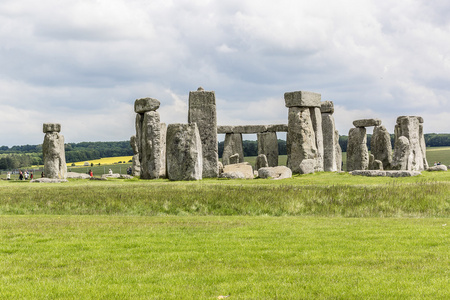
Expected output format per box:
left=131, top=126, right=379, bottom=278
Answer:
left=2, top=216, right=450, bottom=299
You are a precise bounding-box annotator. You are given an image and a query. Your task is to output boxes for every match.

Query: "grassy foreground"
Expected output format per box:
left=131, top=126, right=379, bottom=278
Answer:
left=1, top=172, right=450, bottom=299
left=2, top=216, right=450, bottom=299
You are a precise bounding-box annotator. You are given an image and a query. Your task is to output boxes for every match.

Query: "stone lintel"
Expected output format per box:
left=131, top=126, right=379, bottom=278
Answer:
left=320, top=101, right=334, bottom=114
left=353, top=118, right=382, bottom=128
left=284, top=91, right=321, bottom=108
left=43, top=123, right=61, bottom=133
left=134, top=98, right=160, bottom=113
left=217, top=124, right=288, bottom=134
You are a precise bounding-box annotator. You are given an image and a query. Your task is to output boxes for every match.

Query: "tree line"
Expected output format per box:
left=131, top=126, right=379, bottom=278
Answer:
left=1, top=133, right=449, bottom=169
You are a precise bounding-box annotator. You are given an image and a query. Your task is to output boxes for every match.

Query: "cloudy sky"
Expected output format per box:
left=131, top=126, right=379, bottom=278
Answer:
left=1, top=0, right=449, bottom=146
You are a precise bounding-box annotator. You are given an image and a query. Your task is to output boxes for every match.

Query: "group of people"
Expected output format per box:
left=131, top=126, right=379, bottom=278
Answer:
left=434, top=162, right=443, bottom=166
left=13, top=170, right=34, bottom=180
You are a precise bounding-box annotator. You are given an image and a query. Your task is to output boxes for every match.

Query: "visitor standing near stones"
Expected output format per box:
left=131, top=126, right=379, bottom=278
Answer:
left=6, top=172, right=10, bottom=180
left=43, top=123, right=67, bottom=179
left=89, top=170, right=93, bottom=177
left=19, top=171, right=23, bottom=180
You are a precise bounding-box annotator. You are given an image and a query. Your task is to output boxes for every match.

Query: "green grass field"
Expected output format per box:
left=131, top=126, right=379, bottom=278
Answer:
left=1, top=147, right=450, bottom=298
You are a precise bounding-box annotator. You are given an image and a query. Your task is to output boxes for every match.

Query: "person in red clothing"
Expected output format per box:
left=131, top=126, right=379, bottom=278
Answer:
left=89, top=169, right=93, bottom=177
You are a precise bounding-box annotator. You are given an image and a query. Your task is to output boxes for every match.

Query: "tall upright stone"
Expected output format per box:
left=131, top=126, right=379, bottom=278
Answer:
left=371, top=125, right=392, bottom=170
left=223, top=133, right=244, bottom=166
left=321, top=101, right=337, bottom=172
left=166, top=123, right=203, bottom=181
left=418, top=119, right=429, bottom=170
left=334, top=130, right=342, bottom=171
left=391, top=136, right=410, bottom=170
left=159, top=123, right=167, bottom=178
left=257, top=132, right=278, bottom=167
left=43, top=123, right=67, bottom=179
left=130, top=135, right=141, bottom=177
left=393, top=116, right=426, bottom=171
left=346, top=127, right=369, bottom=171
left=188, top=87, right=219, bottom=178
left=285, top=91, right=322, bottom=173
left=134, top=97, right=163, bottom=179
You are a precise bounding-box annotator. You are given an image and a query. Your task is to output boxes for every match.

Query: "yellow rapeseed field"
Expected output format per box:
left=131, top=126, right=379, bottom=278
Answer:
left=70, top=156, right=133, bottom=166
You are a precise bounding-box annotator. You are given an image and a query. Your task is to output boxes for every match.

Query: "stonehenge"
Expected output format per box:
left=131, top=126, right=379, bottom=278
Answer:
left=42, top=123, right=67, bottom=179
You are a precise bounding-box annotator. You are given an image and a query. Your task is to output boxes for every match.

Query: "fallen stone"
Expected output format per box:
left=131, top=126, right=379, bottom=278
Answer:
left=66, top=172, right=91, bottom=179
left=427, top=165, right=448, bottom=171
left=353, top=119, right=382, bottom=128
left=284, top=91, right=321, bottom=108
left=134, top=97, right=160, bottom=113
left=223, top=163, right=254, bottom=179
left=31, top=178, right=68, bottom=183
left=102, top=173, right=121, bottom=179
left=219, top=172, right=246, bottom=179
left=258, top=166, right=292, bottom=180
left=299, top=159, right=315, bottom=174
left=350, top=170, right=421, bottom=177
left=373, top=160, right=383, bottom=170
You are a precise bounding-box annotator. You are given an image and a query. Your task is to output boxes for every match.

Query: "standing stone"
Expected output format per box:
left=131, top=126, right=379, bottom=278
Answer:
left=130, top=135, right=141, bottom=177
left=166, top=123, right=203, bottom=181
left=419, top=122, right=429, bottom=170
left=335, top=130, right=342, bottom=171
left=222, top=133, right=244, bottom=166
left=310, top=107, right=324, bottom=171
left=391, top=136, right=410, bottom=170
left=255, top=154, right=269, bottom=170
left=188, top=87, right=219, bottom=178
left=371, top=125, right=392, bottom=170
left=347, top=127, right=369, bottom=171
left=393, top=116, right=424, bottom=171
left=257, top=132, right=278, bottom=167
left=139, top=111, right=161, bottom=179
left=286, top=107, right=318, bottom=173
left=159, top=123, right=167, bottom=178
left=321, top=101, right=337, bottom=172
left=43, top=123, right=67, bottom=179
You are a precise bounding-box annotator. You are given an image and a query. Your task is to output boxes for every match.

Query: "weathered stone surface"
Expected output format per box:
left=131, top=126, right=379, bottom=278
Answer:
left=311, top=107, right=324, bottom=172
left=393, top=116, right=424, bottom=171
left=222, top=163, right=254, bottom=179
left=43, top=129, right=67, bottom=179
left=419, top=123, right=429, bottom=170
left=373, top=160, right=383, bottom=170
left=322, top=113, right=337, bottom=172
left=369, top=153, right=375, bottom=170
left=222, top=133, right=244, bottom=166
left=320, top=101, right=334, bottom=114
left=166, top=123, right=203, bottom=181
left=350, top=170, right=421, bottom=177
left=284, top=91, right=321, bottom=108
left=353, top=119, right=382, bottom=128
left=66, top=172, right=91, bottom=179
left=229, top=153, right=240, bottom=165
left=139, top=111, right=161, bottom=179
left=335, top=130, right=342, bottom=171
left=159, top=123, right=167, bottom=178
left=134, top=98, right=160, bottom=113
left=130, top=135, right=141, bottom=177
left=218, top=161, right=223, bottom=175
left=217, top=124, right=288, bottom=134
left=258, top=166, right=292, bottom=180
left=43, top=123, right=61, bottom=133
left=255, top=154, right=269, bottom=170
left=219, top=172, right=245, bottom=179
left=391, top=136, right=410, bottom=170
left=188, top=88, right=218, bottom=178
left=346, top=127, right=369, bottom=172
left=257, top=132, right=278, bottom=167
left=31, top=178, right=68, bottom=183
left=286, top=107, right=318, bottom=173
left=299, top=159, right=315, bottom=174
left=102, top=173, right=121, bottom=179
left=371, top=125, right=392, bottom=170
left=427, top=165, right=448, bottom=171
